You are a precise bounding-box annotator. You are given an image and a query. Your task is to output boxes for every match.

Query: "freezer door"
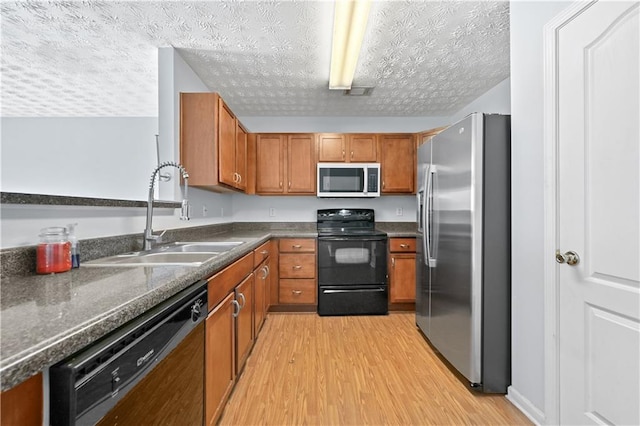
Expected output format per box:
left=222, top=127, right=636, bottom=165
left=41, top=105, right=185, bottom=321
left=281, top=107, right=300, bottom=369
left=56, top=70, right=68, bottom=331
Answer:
left=416, top=142, right=431, bottom=336
left=428, top=113, right=483, bottom=385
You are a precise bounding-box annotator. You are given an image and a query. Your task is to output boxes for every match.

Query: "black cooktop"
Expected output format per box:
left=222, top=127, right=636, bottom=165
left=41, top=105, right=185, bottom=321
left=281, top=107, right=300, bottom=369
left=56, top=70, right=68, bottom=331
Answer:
left=317, top=208, right=387, bottom=237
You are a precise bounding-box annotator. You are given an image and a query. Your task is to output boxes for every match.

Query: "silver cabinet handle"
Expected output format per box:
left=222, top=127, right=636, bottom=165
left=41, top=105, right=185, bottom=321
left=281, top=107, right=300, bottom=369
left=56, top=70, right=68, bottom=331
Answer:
left=556, top=250, right=580, bottom=266
left=237, top=174, right=242, bottom=183
left=293, top=265, right=302, bottom=270
left=264, top=265, right=270, bottom=277
left=400, top=244, right=409, bottom=248
left=350, top=151, right=354, bottom=159
left=392, top=258, right=395, bottom=267
left=260, top=250, right=269, bottom=255
left=292, top=290, right=302, bottom=295
left=232, top=300, right=241, bottom=318
left=238, top=292, right=246, bottom=308
left=292, top=244, right=302, bottom=249
left=261, top=266, right=268, bottom=279
left=342, top=150, right=345, bottom=159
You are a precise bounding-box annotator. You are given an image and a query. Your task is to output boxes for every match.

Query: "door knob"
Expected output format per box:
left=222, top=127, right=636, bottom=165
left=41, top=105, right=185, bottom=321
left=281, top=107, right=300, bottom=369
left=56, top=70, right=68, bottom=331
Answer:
left=556, top=250, right=580, bottom=266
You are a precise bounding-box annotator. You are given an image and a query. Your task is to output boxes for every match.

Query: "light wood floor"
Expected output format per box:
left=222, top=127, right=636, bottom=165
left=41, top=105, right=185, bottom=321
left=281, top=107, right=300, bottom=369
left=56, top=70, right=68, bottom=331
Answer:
left=219, top=313, right=531, bottom=426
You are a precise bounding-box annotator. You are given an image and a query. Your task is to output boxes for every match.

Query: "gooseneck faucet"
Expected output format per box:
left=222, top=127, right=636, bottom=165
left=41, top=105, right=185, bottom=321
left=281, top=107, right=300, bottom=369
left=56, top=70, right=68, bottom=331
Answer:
left=144, top=161, right=190, bottom=250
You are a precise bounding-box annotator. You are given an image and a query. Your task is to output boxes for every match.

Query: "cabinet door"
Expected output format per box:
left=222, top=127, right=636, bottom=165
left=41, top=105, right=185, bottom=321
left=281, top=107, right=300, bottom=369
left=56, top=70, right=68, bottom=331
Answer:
left=235, top=122, right=247, bottom=191
left=205, top=292, right=235, bottom=426
left=256, top=134, right=285, bottom=193
left=254, top=260, right=268, bottom=337
left=318, top=133, right=346, bottom=162
left=218, top=98, right=237, bottom=188
left=0, top=373, right=42, bottom=426
left=389, top=253, right=416, bottom=303
left=180, top=93, right=218, bottom=188
left=348, top=134, right=377, bottom=162
left=287, top=134, right=316, bottom=193
left=235, top=274, right=254, bottom=373
left=380, top=134, right=416, bottom=193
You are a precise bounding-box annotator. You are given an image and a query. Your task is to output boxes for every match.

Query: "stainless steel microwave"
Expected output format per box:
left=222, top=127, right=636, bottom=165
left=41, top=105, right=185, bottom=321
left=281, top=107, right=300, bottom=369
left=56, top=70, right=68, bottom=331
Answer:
left=317, top=163, right=380, bottom=197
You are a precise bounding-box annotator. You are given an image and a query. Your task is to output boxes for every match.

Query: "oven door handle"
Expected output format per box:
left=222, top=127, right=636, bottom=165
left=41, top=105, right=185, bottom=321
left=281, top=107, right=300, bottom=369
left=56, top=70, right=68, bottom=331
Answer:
left=318, top=237, right=387, bottom=242
left=322, top=288, right=386, bottom=294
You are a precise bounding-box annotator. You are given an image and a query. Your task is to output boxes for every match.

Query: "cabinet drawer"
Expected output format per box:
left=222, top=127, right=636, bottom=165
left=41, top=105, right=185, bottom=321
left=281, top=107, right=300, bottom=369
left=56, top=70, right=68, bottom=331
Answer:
left=253, top=240, right=272, bottom=268
left=279, top=238, right=316, bottom=253
left=389, top=238, right=416, bottom=252
left=279, top=253, right=316, bottom=278
left=279, top=279, right=316, bottom=304
left=207, top=252, right=254, bottom=311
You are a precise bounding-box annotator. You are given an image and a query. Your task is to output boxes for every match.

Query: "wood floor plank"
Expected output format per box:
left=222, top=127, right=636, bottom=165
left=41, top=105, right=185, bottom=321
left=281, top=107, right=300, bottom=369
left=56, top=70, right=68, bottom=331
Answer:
left=219, top=313, right=531, bottom=426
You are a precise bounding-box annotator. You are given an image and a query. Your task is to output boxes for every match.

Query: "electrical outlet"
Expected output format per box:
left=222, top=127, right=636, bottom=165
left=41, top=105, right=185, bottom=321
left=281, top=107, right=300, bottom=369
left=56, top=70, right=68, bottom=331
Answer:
left=269, top=208, right=276, bottom=217
left=202, top=205, right=208, bottom=217
left=396, top=208, right=403, bottom=216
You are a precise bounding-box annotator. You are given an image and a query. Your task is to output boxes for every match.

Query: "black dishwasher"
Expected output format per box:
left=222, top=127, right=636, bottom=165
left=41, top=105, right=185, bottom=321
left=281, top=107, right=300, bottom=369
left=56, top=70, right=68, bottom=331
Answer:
left=50, top=281, right=207, bottom=426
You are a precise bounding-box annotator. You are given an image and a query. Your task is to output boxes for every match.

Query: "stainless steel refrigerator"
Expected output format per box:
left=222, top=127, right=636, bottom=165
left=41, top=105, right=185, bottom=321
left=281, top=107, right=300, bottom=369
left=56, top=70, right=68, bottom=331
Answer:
left=416, top=113, right=511, bottom=393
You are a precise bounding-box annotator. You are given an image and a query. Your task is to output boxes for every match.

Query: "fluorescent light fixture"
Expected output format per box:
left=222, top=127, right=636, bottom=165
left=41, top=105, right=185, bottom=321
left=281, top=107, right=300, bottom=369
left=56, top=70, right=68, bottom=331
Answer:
left=329, top=0, right=371, bottom=90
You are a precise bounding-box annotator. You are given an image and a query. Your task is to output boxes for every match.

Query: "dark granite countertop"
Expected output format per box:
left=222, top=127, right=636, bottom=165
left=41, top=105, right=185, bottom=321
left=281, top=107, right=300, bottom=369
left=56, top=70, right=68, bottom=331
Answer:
left=0, top=229, right=317, bottom=391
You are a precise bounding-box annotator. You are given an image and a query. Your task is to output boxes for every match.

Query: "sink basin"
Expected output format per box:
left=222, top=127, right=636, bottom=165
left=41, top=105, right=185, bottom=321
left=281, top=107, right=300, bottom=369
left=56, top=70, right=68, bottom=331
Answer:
left=83, top=241, right=244, bottom=267
left=84, top=252, right=218, bottom=267
left=162, top=241, right=245, bottom=253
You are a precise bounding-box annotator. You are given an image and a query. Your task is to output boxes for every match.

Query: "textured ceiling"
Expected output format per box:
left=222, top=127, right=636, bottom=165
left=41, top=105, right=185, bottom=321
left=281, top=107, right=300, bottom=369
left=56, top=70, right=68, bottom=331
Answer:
left=0, top=1, right=510, bottom=118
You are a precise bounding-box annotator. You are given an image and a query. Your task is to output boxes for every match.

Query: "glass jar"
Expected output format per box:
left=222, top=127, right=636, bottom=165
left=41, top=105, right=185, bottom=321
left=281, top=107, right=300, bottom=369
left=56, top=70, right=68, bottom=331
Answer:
left=36, top=227, right=72, bottom=274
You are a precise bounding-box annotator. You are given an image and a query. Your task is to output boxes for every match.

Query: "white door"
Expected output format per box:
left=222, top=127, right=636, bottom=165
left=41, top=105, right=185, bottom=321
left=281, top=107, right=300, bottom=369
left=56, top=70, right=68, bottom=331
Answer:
left=557, top=1, right=639, bottom=424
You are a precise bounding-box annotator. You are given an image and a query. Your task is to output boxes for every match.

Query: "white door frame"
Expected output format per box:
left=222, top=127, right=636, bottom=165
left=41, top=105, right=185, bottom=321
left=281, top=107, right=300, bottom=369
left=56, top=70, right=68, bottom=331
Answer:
left=542, top=2, right=598, bottom=425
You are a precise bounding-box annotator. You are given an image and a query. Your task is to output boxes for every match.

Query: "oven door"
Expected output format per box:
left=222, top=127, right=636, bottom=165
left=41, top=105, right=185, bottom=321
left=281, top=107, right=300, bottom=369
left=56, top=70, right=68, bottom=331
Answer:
left=317, top=236, right=387, bottom=285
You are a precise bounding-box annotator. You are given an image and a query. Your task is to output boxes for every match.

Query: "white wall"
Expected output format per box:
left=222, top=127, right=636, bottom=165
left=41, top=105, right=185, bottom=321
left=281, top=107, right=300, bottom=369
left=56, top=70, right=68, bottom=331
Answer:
left=449, top=77, right=511, bottom=123
left=1, top=117, right=157, bottom=200
left=0, top=49, right=233, bottom=248
left=508, top=2, right=571, bottom=423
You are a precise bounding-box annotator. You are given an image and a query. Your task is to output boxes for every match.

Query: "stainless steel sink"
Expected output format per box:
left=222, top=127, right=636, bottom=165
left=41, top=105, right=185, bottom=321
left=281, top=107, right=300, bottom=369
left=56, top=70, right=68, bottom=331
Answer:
left=162, top=241, right=245, bottom=253
left=83, top=241, right=244, bottom=267
left=84, top=252, right=218, bottom=267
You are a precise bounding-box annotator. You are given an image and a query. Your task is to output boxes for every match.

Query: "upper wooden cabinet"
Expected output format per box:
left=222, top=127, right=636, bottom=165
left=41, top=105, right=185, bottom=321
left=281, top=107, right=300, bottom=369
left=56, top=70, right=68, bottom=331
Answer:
left=256, top=134, right=316, bottom=195
left=317, top=133, right=377, bottom=163
left=379, top=134, right=416, bottom=194
left=180, top=93, right=247, bottom=192
left=317, top=133, right=345, bottom=162
left=348, top=134, right=377, bottom=162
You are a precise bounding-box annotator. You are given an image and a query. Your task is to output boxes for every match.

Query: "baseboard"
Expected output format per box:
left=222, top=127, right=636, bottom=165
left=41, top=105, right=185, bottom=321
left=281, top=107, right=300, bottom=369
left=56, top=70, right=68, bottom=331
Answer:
left=507, top=386, right=545, bottom=425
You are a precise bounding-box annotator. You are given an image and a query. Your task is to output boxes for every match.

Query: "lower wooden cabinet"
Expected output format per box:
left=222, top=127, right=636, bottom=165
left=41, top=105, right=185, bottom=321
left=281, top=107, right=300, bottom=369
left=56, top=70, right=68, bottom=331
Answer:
left=235, top=274, right=254, bottom=373
left=279, top=279, right=316, bottom=304
left=205, top=292, right=235, bottom=426
left=0, top=373, right=42, bottom=426
left=388, top=238, right=417, bottom=306
left=273, top=238, right=317, bottom=310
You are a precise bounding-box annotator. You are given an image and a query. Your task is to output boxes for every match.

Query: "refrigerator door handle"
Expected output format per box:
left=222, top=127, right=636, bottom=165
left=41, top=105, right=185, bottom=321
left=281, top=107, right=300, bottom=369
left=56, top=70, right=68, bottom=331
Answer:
left=425, top=166, right=437, bottom=268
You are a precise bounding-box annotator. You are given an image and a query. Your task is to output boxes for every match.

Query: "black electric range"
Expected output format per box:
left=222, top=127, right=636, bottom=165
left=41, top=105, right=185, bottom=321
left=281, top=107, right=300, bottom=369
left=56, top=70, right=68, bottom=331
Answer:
left=316, top=209, right=388, bottom=316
